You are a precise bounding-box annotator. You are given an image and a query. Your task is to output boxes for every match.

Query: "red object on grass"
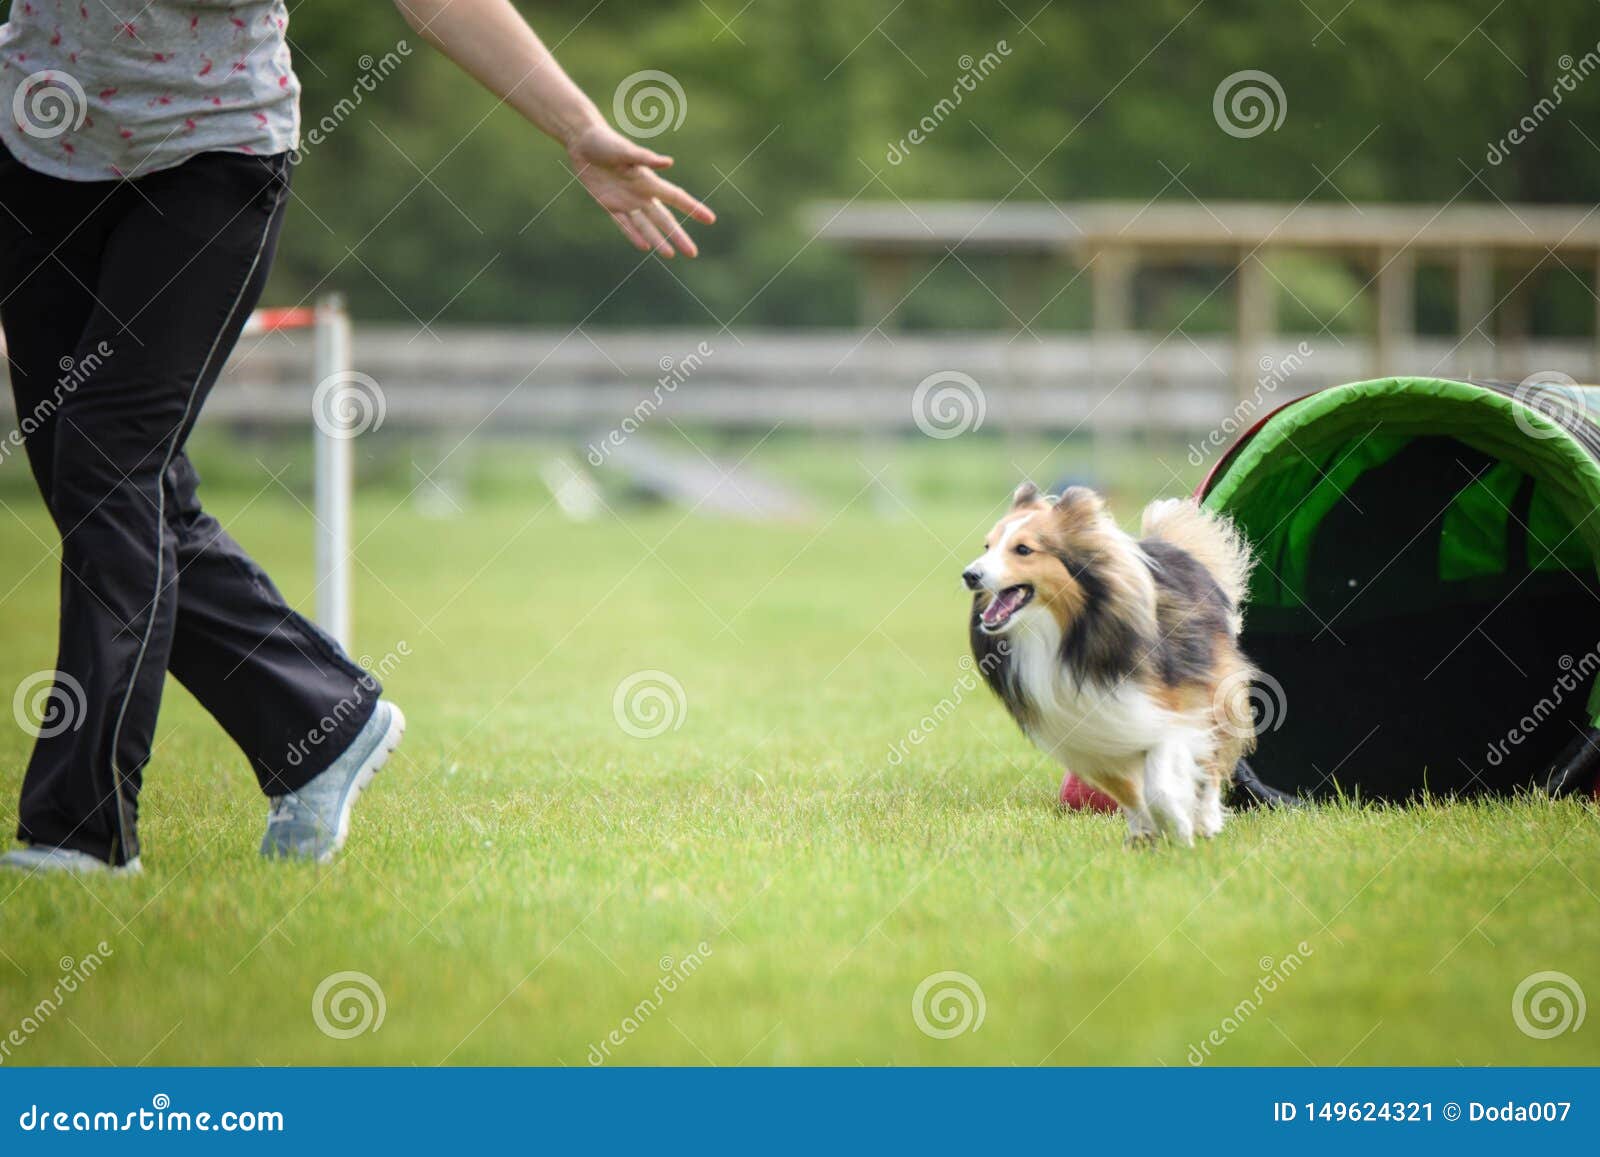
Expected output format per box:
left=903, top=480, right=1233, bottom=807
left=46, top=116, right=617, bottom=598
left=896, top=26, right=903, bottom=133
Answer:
left=1058, top=773, right=1118, bottom=813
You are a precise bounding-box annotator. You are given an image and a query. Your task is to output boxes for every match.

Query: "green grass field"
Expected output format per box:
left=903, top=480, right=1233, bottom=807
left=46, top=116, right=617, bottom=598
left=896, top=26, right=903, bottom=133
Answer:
left=0, top=435, right=1596, bottom=1067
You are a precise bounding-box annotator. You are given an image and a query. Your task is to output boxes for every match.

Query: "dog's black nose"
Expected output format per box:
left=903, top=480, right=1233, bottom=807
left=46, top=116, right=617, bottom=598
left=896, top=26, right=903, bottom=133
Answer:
left=962, top=568, right=982, bottom=590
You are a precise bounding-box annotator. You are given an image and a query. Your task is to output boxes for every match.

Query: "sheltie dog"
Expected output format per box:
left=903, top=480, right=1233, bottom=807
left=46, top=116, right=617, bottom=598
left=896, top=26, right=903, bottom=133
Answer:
left=964, top=483, right=1259, bottom=846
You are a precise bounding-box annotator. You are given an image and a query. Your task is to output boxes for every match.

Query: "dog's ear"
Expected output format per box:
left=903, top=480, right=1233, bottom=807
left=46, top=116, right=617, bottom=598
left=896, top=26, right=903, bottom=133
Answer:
left=1011, top=481, right=1041, bottom=509
left=1053, top=486, right=1106, bottom=520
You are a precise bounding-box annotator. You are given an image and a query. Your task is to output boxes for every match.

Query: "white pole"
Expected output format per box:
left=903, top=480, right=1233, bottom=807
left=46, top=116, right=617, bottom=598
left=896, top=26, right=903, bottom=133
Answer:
left=312, top=294, right=354, bottom=652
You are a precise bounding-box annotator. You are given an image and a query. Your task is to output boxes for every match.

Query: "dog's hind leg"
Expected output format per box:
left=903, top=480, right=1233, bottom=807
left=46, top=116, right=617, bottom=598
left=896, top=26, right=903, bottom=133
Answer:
left=1199, top=726, right=1246, bottom=839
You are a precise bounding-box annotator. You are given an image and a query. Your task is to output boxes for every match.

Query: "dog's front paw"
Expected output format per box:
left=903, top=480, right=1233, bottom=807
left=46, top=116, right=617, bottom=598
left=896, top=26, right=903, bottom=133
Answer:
left=1123, top=831, right=1160, bottom=851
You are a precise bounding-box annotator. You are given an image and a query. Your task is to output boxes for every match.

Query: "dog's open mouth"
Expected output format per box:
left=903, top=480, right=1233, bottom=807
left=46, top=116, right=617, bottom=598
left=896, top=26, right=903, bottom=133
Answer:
left=979, top=584, right=1033, bottom=631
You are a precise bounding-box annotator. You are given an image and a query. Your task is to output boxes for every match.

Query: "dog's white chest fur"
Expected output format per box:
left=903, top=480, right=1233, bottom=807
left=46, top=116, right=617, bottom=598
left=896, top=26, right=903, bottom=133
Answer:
left=1006, top=617, right=1161, bottom=771
left=998, top=609, right=1224, bottom=845
left=1005, top=614, right=1213, bottom=777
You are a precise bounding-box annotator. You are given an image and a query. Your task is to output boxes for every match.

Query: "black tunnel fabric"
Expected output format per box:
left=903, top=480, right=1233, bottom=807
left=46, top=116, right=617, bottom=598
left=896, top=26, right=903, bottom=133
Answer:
left=1200, top=377, right=1600, bottom=802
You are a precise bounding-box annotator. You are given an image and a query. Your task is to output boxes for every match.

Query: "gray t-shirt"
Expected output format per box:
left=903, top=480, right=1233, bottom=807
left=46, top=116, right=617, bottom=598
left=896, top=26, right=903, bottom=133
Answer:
left=0, top=0, right=299, bottom=180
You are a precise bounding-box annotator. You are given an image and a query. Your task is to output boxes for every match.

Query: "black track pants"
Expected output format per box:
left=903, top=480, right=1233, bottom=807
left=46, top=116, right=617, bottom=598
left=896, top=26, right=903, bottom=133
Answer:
left=0, top=148, right=380, bottom=866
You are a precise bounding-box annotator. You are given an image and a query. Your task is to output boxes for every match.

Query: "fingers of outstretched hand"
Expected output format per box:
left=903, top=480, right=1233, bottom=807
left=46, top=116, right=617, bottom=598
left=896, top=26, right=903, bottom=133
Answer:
left=628, top=208, right=675, bottom=258
left=639, top=168, right=715, bottom=225
left=643, top=198, right=697, bottom=258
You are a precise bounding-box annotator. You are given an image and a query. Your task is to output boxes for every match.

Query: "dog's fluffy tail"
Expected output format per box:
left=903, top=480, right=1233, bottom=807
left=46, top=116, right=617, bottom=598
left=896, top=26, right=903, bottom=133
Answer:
left=1141, top=498, right=1255, bottom=624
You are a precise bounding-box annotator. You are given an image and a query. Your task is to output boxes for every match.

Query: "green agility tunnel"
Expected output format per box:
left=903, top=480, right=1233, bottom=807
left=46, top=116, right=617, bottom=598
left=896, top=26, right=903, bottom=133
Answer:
left=1059, top=375, right=1600, bottom=810
left=1198, top=375, right=1600, bottom=802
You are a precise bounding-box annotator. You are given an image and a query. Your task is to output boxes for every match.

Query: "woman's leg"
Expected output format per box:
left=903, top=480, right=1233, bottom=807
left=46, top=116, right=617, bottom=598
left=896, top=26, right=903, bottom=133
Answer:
left=7, top=152, right=378, bottom=866
left=0, top=155, right=128, bottom=859
left=0, top=152, right=117, bottom=504
left=164, top=450, right=382, bottom=797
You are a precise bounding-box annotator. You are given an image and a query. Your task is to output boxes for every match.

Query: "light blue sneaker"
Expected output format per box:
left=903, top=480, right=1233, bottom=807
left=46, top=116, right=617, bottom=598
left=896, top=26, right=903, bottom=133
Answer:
left=0, top=846, right=142, bottom=876
left=261, top=701, right=405, bottom=863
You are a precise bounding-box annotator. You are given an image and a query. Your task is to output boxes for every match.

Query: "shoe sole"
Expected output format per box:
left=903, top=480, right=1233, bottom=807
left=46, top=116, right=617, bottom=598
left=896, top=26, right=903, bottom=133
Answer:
left=320, top=703, right=406, bottom=864
left=0, top=853, right=142, bottom=876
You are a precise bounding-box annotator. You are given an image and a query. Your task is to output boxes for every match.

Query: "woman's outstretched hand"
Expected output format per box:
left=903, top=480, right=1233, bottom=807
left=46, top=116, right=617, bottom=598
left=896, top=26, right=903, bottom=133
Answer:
left=390, top=0, right=715, bottom=256
left=565, top=122, right=716, bottom=258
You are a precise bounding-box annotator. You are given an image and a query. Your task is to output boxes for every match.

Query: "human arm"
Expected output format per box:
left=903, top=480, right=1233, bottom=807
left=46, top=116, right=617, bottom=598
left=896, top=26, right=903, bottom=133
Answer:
left=393, top=0, right=715, bottom=256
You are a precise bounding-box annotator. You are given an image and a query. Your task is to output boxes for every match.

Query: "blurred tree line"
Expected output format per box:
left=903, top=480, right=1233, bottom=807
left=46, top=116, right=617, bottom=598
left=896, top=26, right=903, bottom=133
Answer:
left=45, top=0, right=1600, bottom=329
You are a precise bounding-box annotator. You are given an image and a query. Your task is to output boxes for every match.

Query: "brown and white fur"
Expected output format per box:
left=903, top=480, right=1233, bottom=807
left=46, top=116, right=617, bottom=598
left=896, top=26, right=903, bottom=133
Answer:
left=964, top=483, right=1259, bottom=847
